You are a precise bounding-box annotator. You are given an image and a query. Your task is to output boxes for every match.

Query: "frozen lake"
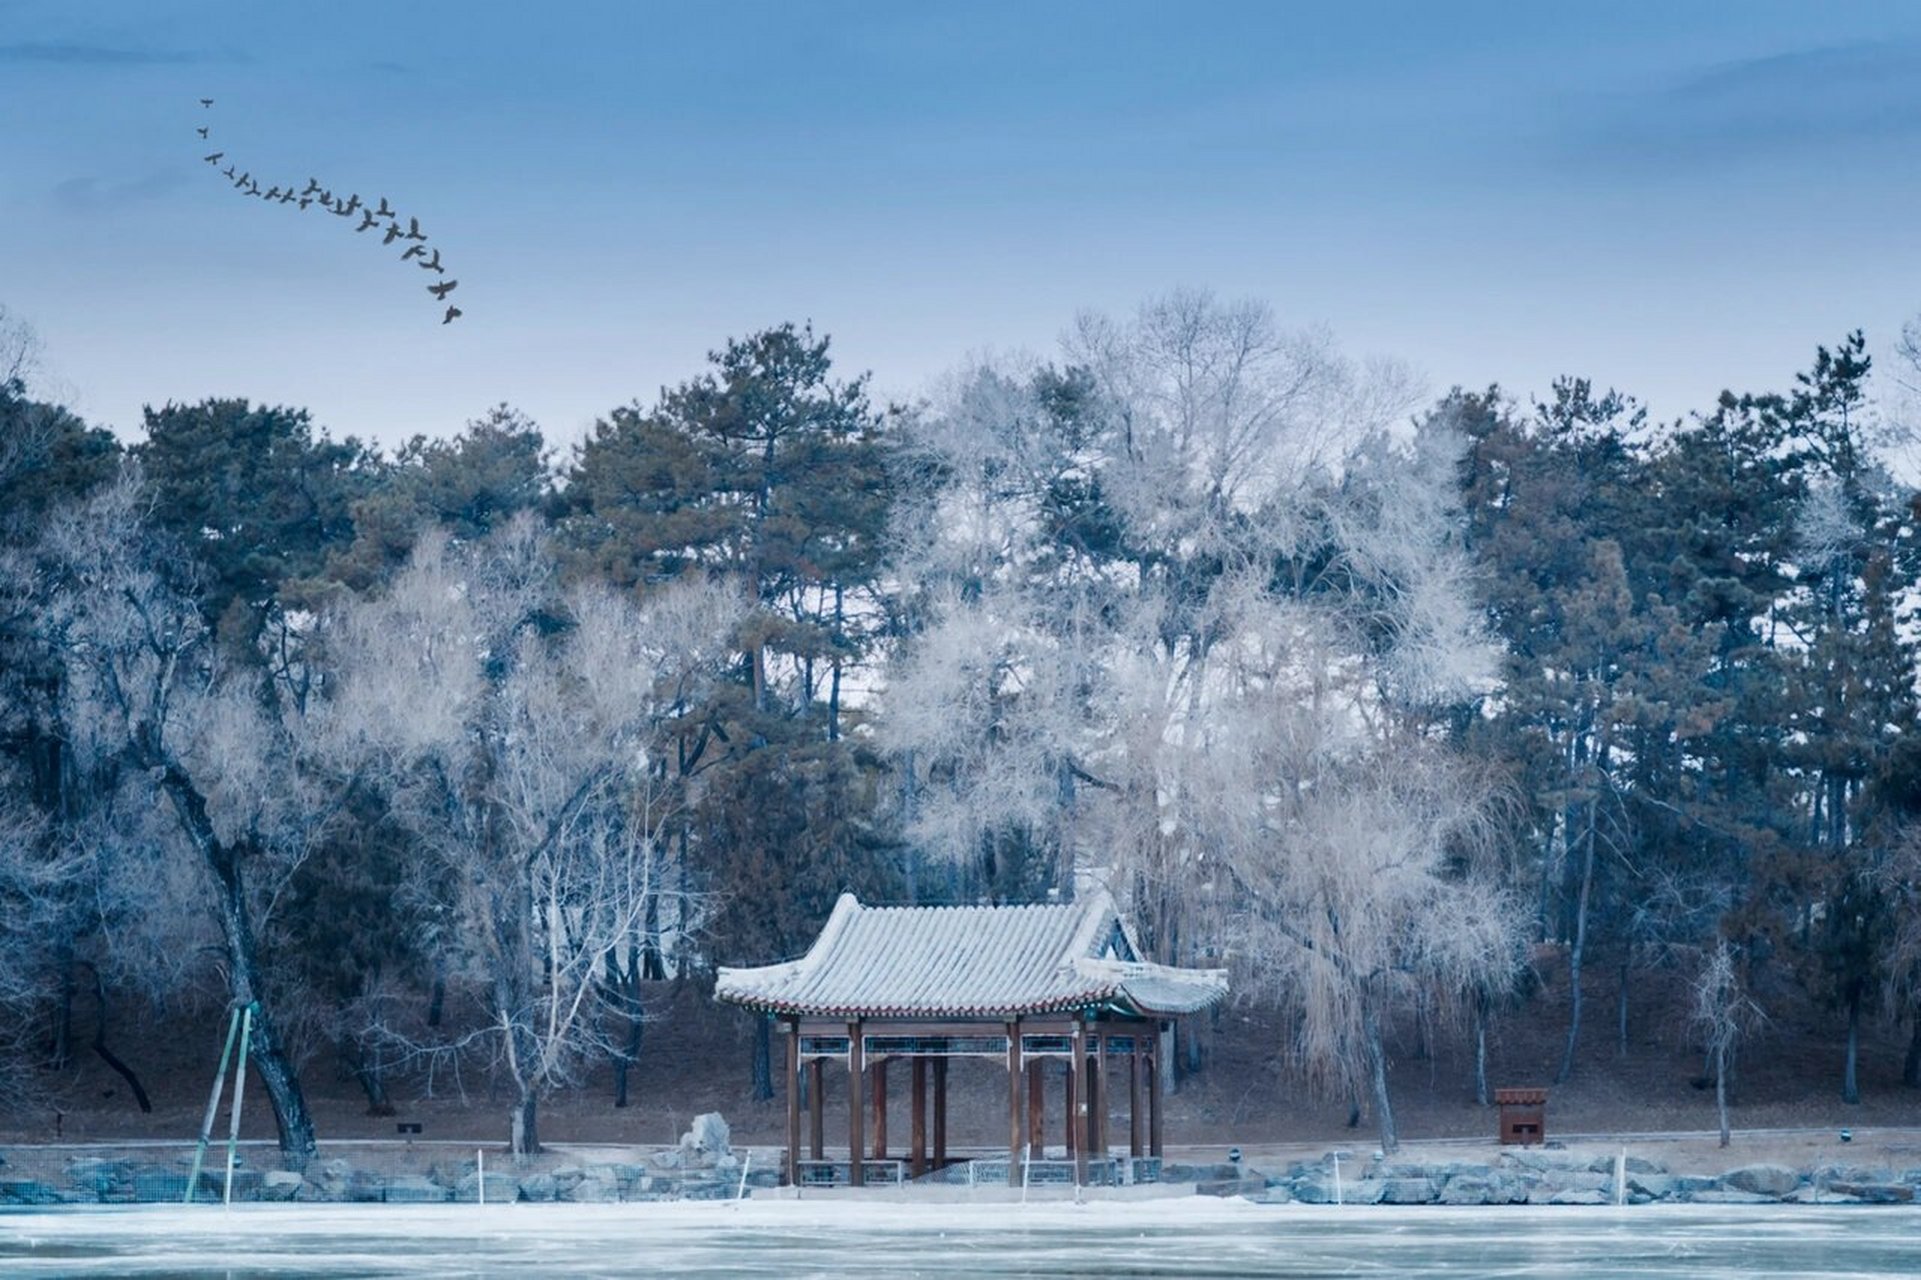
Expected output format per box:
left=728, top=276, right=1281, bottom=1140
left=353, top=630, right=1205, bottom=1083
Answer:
left=2, top=1199, right=1919, bottom=1277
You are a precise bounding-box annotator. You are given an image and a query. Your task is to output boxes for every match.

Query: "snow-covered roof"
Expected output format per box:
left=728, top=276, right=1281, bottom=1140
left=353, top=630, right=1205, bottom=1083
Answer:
left=714, top=891, right=1229, bottom=1019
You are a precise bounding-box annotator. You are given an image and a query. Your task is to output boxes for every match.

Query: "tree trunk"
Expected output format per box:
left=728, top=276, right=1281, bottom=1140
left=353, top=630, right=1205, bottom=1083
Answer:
left=85, top=968, right=151, bottom=1113
left=343, top=1038, right=394, bottom=1116
left=1362, top=1001, right=1397, bottom=1155
left=1617, top=955, right=1630, bottom=1057
left=426, top=973, right=446, bottom=1029
left=1555, top=812, right=1598, bottom=1085
left=1842, top=993, right=1861, bottom=1105
left=1904, top=1011, right=1921, bottom=1088
left=157, top=771, right=317, bottom=1164
left=1473, top=993, right=1489, bottom=1107
left=751, top=1016, right=774, bottom=1101
left=613, top=1012, right=643, bottom=1108
left=1714, top=1040, right=1729, bottom=1148
left=510, top=1088, right=540, bottom=1158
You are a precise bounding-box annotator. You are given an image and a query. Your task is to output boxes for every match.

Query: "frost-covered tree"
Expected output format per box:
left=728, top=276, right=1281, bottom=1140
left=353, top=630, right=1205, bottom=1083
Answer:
left=319, top=521, right=738, bottom=1155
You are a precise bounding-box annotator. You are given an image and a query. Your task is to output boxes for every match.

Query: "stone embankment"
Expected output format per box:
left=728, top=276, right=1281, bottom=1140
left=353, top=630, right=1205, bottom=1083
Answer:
left=1182, top=1147, right=1920, bottom=1205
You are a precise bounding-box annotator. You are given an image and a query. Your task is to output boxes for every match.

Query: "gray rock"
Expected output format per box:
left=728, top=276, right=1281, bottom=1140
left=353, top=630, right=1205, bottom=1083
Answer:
left=679, top=1112, right=732, bottom=1166
left=454, top=1170, right=518, bottom=1204
left=1829, top=1181, right=1914, bottom=1203
left=0, top=1178, right=66, bottom=1205
left=1627, top=1173, right=1675, bottom=1200
left=383, top=1174, right=451, bottom=1203
left=1541, top=1170, right=1611, bottom=1193
left=1438, top=1176, right=1495, bottom=1206
left=650, top=1148, right=682, bottom=1169
left=518, top=1172, right=558, bottom=1202
left=1377, top=1177, right=1436, bottom=1205
left=129, top=1166, right=190, bottom=1202
left=66, top=1157, right=132, bottom=1197
left=560, top=1168, right=621, bottom=1203
left=1673, top=1174, right=1721, bottom=1194
left=1548, top=1188, right=1610, bottom=1205
left=1722, top=1164, right=1800, bottom=1198
left=550, top=1165, right=586, bottom=1192
left=1690, top=1188, right=1773, bottom=1204
left=258, top=1170, right=304, bottom=1202
left=1289, top=1177, right=1334, bottom=1204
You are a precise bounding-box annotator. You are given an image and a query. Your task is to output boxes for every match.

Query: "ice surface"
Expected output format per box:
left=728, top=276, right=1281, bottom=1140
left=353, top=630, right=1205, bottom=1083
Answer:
left=1, top=1199, right=1919, bottom=1277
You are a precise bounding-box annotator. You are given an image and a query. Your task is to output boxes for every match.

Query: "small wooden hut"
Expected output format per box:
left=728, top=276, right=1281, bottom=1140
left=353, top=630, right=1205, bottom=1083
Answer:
left=715, top=891, right=1228, bottom=1188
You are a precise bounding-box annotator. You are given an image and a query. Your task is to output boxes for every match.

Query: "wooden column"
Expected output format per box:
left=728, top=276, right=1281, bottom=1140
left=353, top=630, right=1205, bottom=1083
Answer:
left=872, top=1058, right=888, bottom=1159
left=1070, top=1021, right=1088, bottom=1186
left=1026, top=1060, right=1044, bottom=1160
left=1006, top=1020, right=1024, bottom=1186
left=1129, top=1037, right=1144, bottom=1159
left=910, top=1057, right=928, bottom=1178
left=1091, top=1029, right=1106, bottom=1159
left=847, top=1021, right=865, bottom=1187
left=933, top=1057, right=948, bottom=1166
left=807, top=1057, right=824, bottom=1159
left=784, top=1017, right=800, bottom=1186
left=1149, top=1026, right=1164, bottom=1158
left=1064, top=1047, right=1078, bottom=1160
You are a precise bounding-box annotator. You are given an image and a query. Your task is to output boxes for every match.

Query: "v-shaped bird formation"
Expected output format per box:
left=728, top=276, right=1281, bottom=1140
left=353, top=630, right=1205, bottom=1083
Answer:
left=196, top=98, right=463, bottom=325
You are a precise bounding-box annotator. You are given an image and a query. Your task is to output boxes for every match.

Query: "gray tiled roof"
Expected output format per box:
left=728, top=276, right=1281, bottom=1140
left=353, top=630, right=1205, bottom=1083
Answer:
left=714, top=891, right=1228, bottom=1019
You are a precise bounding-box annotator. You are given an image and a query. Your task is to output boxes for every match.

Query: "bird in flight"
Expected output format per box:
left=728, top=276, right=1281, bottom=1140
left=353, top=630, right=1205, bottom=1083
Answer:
left=400, top=244, right=427, bottom=261
left=264, top=186, right=282, bottom=201
left=199, top=98, right=213, bottom=108
left=204, top=152, right=224, bottom=164
left=197, top=127, right=209, bottom=139
left=300, top=178, right=321, bottom=197
left=355, top=209, right=380, bottom=232
left=373, top=197, right=395, bottom=219
left=403, top=217, right=426, bottom=242
left=382, top=223, right=405, bottom=244
left=221, top=165, right=236, bottom=178
left=442, top=306, right=462, bottom=324
left=276, top=190, right=295, bottom=204
left=427, top=279, right=458, bottom=301
left=297, top=197, right=313, bottom=210
left=415, top=248, right=444, bottom=273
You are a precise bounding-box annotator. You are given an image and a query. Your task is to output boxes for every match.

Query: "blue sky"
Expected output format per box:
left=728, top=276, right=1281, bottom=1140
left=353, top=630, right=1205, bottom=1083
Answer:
left=4, top=1, right=1921, bottom=448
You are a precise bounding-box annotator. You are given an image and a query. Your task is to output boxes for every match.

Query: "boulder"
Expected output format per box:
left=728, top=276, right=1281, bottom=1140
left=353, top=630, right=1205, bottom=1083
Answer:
left=1722, top=1164, right=1800, bottom=1198
left=560, top=1167, right=621, bottom=1203
left=518, top=1171, right=558, bottom=1202
left=129, top=1166, right=190, bottom=1202
left=679, top=1113, right=731, bottom=1166
left=383, top=1174, right=451, bottom=1203
left=1626, top=1173, right=1675, bottom=1201
left=259, top=1171, right=304, bottom=1202
left=1548, top=1188, right=1609, bottom=1205
left=1377, top=1177, right=1436, bottom=1205
left=66, top=1157, right=132, bottom=1198
left=1689, top=1187, right=1773, bottom=1204
left=0, top=1178, right=66, bottom=1205
left=454, top=1170, right=519, bottom=1204
left=1438, top=1176, right=1495, bottom=1206
left=1828, top=1181, right=1914, bottom=1204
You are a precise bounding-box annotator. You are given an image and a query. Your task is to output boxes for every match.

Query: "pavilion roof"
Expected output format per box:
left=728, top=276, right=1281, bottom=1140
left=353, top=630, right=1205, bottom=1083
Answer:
left=714, top=891, right=1228, bottom=1020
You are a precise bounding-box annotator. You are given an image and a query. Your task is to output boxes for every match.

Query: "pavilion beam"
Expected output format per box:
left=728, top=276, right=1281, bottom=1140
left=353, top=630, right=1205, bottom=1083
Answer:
left=807, top=1058, right=824, bottom=1160
left=933, top=1057, right=948, bottom=1167
left=911, top=1057, right=928, bottom=1178
left=848, top=1020, right=865, bottom=1187
left=1065, top=1046, right=1078, bottom=1163
left=872, top=1057, right=888, bottom=1159
left=784, top=1017, right=800, bottom=1187
left=1006, top=1019, right=1025, bottom=1186
left=1071, top=1020, right=1088, bottom=1187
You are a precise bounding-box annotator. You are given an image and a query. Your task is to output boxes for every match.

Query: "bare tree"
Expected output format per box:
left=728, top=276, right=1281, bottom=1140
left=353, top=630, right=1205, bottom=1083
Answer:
left=319, top=523, right=737, bottom=1155
left=1690, top=938, right=1762, bottom=1147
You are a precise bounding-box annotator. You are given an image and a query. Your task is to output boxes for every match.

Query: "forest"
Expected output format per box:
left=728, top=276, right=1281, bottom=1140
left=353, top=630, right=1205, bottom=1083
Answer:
left=4, top=291, right=1921, bottom=1161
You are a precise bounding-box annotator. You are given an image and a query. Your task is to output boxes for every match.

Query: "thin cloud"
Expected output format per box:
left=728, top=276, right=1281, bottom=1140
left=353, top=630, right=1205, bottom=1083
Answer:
left=1553, top=41, right=1921, bottom=169
left=53, top=170, right=190, bottom=214
left=0, top=41, right=205, bottom=66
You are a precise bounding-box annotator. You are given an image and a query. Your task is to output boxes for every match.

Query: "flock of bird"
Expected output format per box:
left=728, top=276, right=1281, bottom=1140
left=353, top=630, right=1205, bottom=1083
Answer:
left=196, top=98, right=462, bottom=324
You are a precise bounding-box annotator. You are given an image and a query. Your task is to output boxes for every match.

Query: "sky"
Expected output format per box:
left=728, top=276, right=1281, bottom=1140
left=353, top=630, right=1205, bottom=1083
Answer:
left=4, top=1, right=1921, bottom=451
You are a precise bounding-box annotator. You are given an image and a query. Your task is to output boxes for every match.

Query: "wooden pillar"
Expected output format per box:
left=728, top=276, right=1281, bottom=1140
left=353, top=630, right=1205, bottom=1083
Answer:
left=933, top=1058, right=948, bottom=1166
left=872, top=1058, right=888, bottom=1159
left=1091, top=1028, right=1107, bottom=1159
left=1129, top=1036, right=1144, bottom=1159
left=1026, top=1060, right=1044, bottom=1160
left=807, top=1057, right=824, bottom=1159
left=910, top=1057, right=928, bottom=1178
left=784, top=1017, right=800, bottom=1187
left=1149, top=1026, right=1164, bottom=1158
left=1006, top=1020, right=1024, bottom=1186
left=847, top=1020, right=865, bottom=1187
left=1064, top=1048, right=1078, bottom=1159
left=1070, top=1021, right=1088, bottom=1186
